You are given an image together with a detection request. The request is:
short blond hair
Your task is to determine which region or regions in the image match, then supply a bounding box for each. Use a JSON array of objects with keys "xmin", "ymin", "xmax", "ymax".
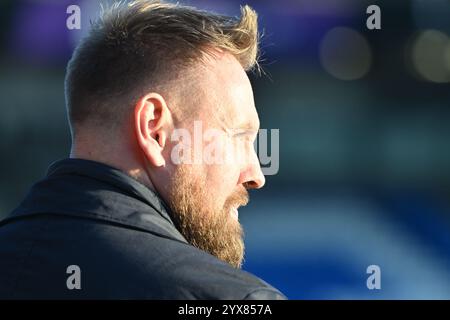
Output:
[
  {"xmin": 101, "ymin": 0, "xmax": 260, "ymax": 70},
  {"xmin": 65, "ymin": 0, "xmax": 260, "ymax": 130}
]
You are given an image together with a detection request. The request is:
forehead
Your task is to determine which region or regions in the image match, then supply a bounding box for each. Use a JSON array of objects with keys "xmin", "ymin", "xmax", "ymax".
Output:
[{"xmin": 199, "ymin": 53, "xmax": 260, "ymax": 131}]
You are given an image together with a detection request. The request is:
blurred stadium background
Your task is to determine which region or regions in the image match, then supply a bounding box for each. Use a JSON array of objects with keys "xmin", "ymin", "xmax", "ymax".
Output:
[{"xmin": 0, "ymin": 0, "xmax": 449, "ymax": 299}]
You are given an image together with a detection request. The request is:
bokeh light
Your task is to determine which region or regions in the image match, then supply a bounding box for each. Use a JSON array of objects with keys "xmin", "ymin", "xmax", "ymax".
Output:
[
  {"xmin": 319, "ymin": 27, "xmax": 372, "ymax": 81},
  {"xmin": 411, "ymin": 29, "xmax": 450, "ymax": 83}
]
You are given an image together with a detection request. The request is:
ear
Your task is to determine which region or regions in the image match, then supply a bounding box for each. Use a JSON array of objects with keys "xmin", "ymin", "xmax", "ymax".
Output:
[{"xmin": 134, "ymin": 92, "xmax": 171, "ymax": 167}]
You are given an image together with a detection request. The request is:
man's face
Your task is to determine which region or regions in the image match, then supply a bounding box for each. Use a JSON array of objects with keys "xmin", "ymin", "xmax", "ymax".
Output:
[{"xmin": 164, "ymin": 54, "xmax": 265, "ymax": 268}]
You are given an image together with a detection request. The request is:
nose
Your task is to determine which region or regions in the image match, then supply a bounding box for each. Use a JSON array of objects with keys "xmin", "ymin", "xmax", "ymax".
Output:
[{"xmin": 238, "ymin": 150, "xmax": 266, "ymax": 189}]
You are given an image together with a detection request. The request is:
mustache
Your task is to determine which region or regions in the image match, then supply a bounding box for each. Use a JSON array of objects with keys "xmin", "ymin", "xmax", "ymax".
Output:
[{"xmin": 224, "ymin": 186, "xmax": 249, "ymax": 210}]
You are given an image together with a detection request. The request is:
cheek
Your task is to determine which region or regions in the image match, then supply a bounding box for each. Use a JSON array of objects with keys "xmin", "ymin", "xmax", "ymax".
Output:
[
  {"xmin": 204, "ymin": 135, "xmax": 241, "ymax": 185},
  {"xmin": 205, "ymin": 164, "xmax": 240, "ymax": 200}
]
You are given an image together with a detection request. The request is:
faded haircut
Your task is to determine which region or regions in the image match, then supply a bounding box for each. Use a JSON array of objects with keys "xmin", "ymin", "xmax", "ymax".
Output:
[{"xmin": 65, "ymin": 0, "xmax": 260, "ymax": 135}]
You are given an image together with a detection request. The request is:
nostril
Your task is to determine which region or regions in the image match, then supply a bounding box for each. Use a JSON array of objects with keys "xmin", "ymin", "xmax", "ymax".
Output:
[{"xmin": 243, "ymin": 180, "xmax": 261, "ymax": 190}]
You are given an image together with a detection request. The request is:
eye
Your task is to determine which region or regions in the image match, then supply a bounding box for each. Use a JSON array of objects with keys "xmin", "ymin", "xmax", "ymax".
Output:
[
  {"xmin": 234, "ymin": 131, "xmax": 248, "ymax": 137},
  {"xmin": 233, "ymin": 132, "xmax": 251, "ymax": 142},
  {"xmin": 229, "ymin": 129, "xmax": 258, "ymax": 142}
]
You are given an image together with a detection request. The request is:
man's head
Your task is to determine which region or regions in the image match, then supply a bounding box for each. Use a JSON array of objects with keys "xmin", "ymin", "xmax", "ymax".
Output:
[{"xmin": 65, "ymin": 0, "xmax": 265, "ymax": 268}]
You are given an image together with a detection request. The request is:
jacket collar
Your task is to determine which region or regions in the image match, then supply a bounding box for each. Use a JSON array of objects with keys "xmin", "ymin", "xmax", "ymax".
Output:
[{"xmin": 4, "ymin": 158, "xmax": 188, "ymax": 243}]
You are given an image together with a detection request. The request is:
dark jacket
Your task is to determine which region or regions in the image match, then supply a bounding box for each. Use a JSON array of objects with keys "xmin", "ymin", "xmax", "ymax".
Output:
[{"xmin": 0, "ymin": 158, "xmax": 286, "ymax": 299}]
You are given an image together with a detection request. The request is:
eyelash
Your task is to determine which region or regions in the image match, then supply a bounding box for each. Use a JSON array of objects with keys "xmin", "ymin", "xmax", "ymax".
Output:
[
  {"xmin": 233, "ymin": 134, "xmax": 256, "ymax": 145},
  {"xmin": 234, "ymin": 132, "xmax": 247, "ymax": 137}
]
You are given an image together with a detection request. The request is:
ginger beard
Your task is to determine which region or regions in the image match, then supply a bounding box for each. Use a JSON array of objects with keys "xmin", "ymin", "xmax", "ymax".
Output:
[{"xmin": 167, "ymin": 165, "xmax": 249, "ymax": 268}]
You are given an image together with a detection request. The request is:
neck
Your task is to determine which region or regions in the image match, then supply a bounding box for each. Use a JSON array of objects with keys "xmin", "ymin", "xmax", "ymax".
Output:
[{"xmin": 70, "ymin": 143, "xmax": 156, "ymax": 193}]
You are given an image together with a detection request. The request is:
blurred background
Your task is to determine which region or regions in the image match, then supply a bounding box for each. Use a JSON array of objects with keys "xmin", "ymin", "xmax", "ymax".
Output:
[{"xmin": 1, "ymin": 0, "xmax": 450, "ymax": 299}]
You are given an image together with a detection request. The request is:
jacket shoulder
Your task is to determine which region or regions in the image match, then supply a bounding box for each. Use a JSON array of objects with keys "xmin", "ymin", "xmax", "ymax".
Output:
[{"xmin": 0, "ymin": 214, "xmax": 286, "ymax": 299}]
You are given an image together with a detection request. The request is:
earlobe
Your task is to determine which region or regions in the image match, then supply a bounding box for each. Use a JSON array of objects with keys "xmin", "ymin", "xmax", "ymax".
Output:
[{"xmin": 134, "ymin": 93, "xmax": 170, "ymax": 168}]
